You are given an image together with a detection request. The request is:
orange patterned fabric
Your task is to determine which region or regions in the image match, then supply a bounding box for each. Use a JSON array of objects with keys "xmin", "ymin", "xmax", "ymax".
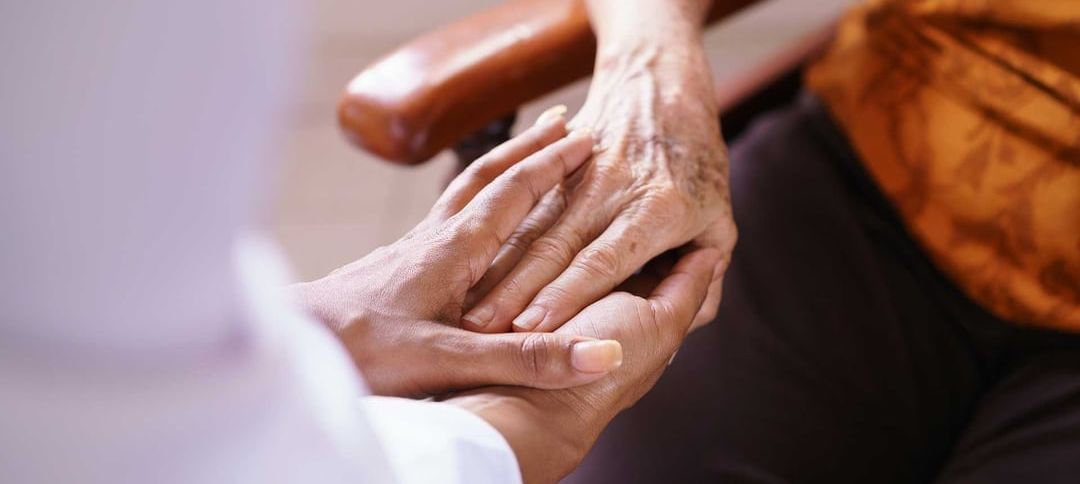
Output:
[{"xmin": 806, "ymin": 0, "xmax": 1080, "ymax": 331}]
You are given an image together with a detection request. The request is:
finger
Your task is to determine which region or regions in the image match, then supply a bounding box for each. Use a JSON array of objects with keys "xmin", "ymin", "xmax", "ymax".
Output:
[
  {"xmin": 451, "ymin": 129, "xmax": 595, "ymax": 286},
  {"xmin": 688, "ymin": 219, "xmax": 736, "ymax": 331},
  {"xmin": 648, "ymin": 247, "xmax": 721, "ymax": 337},
  {"xmin": 429, "ymin": 106, "xmax": 569, "ymax": 221},
  {"xmin": 417, "ymin": 325, "xmax": 623, "ymax": 394},
  {"xmin": 465, "ymin": 185, "xmax": 566, "ymax": 309},
  {"xmin": 460, "ymin": 192, "xmax": 614, "ymax": 333},
  {"xmin": 515, "ymin": 215, "xmax": 673, "ymax": 333},
  {"xmin": 689, "ymin": 269, "xmax": 723, "ymax": 331}
]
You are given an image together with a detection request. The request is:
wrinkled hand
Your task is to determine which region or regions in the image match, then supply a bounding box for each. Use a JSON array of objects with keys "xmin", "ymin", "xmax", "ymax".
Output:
[
  {"xmin": 462, "ymin": 57, "xmax": 736, "ymax": 335},
  {"xmin": 450, "ymin": 247, "xmax": 722, "ymax": 483},
  {"xmin": 291, "ymin": 116, "xmax": 625, "ymax": 397}
]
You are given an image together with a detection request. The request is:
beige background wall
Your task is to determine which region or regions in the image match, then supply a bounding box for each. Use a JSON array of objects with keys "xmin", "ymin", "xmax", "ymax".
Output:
[{"xmin": 271, "ymin": 0, "xmax": 851, "ymax": 282}]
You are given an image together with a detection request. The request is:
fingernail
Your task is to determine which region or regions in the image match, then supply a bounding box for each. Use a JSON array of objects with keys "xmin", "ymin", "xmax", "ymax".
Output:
[
  {"xmin": 512, "ymin": 306, "xmax": 546, "ymax": 332},
  {"xmin": 571, "ymin": 340, "xmax": 623, "ymax": 373},
  {"xmin": 535, "ymin": 105, "xmax": 568, "ymax": 127},
  {"xmin": 667, "ymin": 350, "xmax": 679, "ymax": 366},
  {"xmin": 568, "ymin": 126, "xmax": 593, "ymax": 140},
  {"xmin": 462, "ymin": 304, "xmax": 495, "ymax": 329}
]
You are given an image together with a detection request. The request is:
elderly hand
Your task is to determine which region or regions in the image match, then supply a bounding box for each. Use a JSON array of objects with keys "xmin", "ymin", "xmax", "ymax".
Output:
[
  {"xmin": 450, "ymin": 247, "xmax": 722, "ymax": 483},
  {"xmin": 291, "ymin": 114, "xmax": 625, "ymax": 398},
  {"xmin": 461, "ymin": 16, "xmax": 735, "ymax": 335}
]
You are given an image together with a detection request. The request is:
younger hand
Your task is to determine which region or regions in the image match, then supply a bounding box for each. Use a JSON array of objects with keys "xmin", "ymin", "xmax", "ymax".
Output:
[{"xmin": 450, "ymin": 247, "xmax": 722, "ymax": 483}]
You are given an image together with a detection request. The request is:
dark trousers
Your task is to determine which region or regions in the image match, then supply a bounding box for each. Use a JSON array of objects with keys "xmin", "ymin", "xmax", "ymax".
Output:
[{"xmin": 565, "ymin": 93, "xmax": 1080, "ymax": 484}]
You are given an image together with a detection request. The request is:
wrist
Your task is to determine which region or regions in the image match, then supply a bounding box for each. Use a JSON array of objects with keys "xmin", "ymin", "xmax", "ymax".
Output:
[
  {"xmin": 595, "ymin": 28, "xmax": 701, "ymax": 64},
  {"xmin": 587, "ymin": 0, "xmax": 709, "ymax": 52},
  {"xmin": 590, "ymin": 38, "xmax": 716, "ymax": 118},
  {"xmin": 583, "ymin": 60, "xmax": 718, "ymax": 140},
  {"xmin": 448, "ymin": 388, "xmax": 607, "ymax": 483}
]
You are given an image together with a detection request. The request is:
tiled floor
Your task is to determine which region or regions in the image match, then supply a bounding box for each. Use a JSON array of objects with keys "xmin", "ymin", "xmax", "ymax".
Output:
[{"xmin": 271, "ymin": 0, "xmax": 850, "ymax": 281}]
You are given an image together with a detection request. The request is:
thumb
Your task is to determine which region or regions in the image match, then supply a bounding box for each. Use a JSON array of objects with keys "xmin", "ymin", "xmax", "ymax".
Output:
[{"xmin": 424, "ymin": 327, "xmax": 623, "ymax": 392}]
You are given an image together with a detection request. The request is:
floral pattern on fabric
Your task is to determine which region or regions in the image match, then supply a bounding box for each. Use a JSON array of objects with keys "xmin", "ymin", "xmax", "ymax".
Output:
[{"xmin": 807, "ymin": 0, "xmax": 1080, "ymax": 330}]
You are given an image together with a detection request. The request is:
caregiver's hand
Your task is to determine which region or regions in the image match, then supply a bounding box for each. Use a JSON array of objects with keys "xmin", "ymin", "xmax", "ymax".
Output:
[
  {"xmin": 450, "ymin": 247, "xmax": 722, "ymax": 483},
  {"xmin": 291, "ymin": 113, "xmax": 623, "ymax": 398},
  {"xmin": 461, "ymin": 0, "xmax": 736, "ymax": 335}
]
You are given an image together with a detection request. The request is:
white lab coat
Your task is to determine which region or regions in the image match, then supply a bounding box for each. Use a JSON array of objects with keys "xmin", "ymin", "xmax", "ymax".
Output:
[{"xmin": 0, "ymin": 2, "xmax": 520, "ymax": 483}]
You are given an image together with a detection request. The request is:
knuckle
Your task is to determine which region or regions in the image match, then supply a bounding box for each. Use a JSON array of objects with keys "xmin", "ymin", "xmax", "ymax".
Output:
[
  {"xmin": 446, "ymin": 219, "xmax": 499, "ymax": 275},
  {"xmin": 501, "ymin": 167, "xmax": 545, "ymax": 203},
  {"xmin": 503, "ymin": 219, "xmax": 545, "ymax": 254},
  {"xmin": 516, "ymin": 333, "xmax": 555, "ymax": 379},
  {"xmin": 521, "ymin": 215, "xmax": 550, "ymax": 237},
  {"xmin": 496, "ymin": 273, "xmax": 526, "ymax": 299},
  {"xmin": 504, "ymin": 233, "xmax": 532, "ymax": 254},
  {"xmin": 574, "ymin": 244, "xmax": 621, "ymax": 279},
  {"xmin": 527, "ymin": 235, "xmax": 576, "ymax": 267},
  {"xmin": 463, "ymin": 160, "xmax": 501, "ymax": 186},
  {"xmin": 535, "ymin": 283, "xmax": 572, "ymax": 308}
]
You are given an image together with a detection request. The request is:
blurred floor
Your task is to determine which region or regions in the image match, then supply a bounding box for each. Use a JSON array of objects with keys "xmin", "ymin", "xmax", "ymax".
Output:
[{"xmin": 271, "ymin": 0, "xmax": 851, "ymax": 281}]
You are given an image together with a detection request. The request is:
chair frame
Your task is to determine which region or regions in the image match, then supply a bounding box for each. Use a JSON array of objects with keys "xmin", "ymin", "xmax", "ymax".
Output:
[{"xmin": 338, "ymin": 0, "xmax": 835, "ymax": 167}]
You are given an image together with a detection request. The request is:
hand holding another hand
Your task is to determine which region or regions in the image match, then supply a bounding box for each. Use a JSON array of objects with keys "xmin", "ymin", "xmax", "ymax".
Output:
[
  {"xmin": 293, "ymin": 106, "xmax": 722, "ymax": 483},
  {"xmin": 450, "ymin": 247, "xmax": 721, "ymax": 483},
  {"xmin": 292, "ymin": 114, "xmax": 623, "ymax": 397}
]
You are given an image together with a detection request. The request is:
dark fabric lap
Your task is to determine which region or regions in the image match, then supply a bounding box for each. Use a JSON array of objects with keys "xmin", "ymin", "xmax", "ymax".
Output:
[
  {"xmin": 934, "ymin": 349, "xmax": 1080, "ymax": 484},
  {"xmin": 563, "ymin": 93, "xmax": 1080, "ymax": 484}
]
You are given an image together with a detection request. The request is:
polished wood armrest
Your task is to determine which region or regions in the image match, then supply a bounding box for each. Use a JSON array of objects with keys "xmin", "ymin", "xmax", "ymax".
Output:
[{"xmin": 339, "ymin": 0, "xmax": 759, "ymax": 165}]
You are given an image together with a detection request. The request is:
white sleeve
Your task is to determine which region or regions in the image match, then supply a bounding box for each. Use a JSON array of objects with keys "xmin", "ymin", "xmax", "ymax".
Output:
[
  {"xmin": 235, "ymin": 236, "xmax": 522, "ymax": 484},
  {"xmin": 0, "ymin": 235, "xmax": 523, "ymax": 484},
  {"xmin": 362, "ymin": 397, "xmax": 522, "ymax": 484},
  {"xmin": 240, "ymin": 237, "xmax": 521, "ymax": 484},
  {"xmin": 0, "ymin": 2, "xmax": 521, "ymax": 482}
]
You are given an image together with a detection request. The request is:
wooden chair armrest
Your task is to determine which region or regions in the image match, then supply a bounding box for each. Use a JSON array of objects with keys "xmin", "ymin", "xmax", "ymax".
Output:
[{"xmin": 339, "ymin": 0, "xmax": 758, "ymax": 164}]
